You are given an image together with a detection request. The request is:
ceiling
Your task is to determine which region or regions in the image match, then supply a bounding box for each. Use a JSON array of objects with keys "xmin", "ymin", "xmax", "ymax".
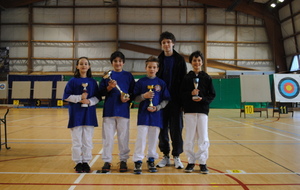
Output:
[{"xmin": 0, "ymin": 0, "xmax": 282, "ymax": 9}]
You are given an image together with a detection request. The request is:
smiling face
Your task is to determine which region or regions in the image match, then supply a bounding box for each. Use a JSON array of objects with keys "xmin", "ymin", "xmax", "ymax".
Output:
[
  {"xmin": 76, "ymin": 58, "xmax": 90, "ymax": 77},
  {"xmin": 191, "ymin": 56, "xmax": 203, "ymax": 73},
  {"xmin": 146, "ymin": 61, "xmax": 159, "ymax": 77},
  {"xmin": 161, "ymin": 38, "xmax": 174, "ymax": 56},
  {"xmin": 112, "ymin": 57, "xmax": 124, "ymax": 72}
]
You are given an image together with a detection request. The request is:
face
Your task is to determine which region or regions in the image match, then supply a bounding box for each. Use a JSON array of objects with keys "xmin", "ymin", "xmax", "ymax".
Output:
[
  {"xmin": 161, "ymin": 39, "xmax": 174, "ymax": 54},
  {"xmin": 112, "ymin": 57, "xmax": 124, "ymax": 72},
  {"xmin": 76, "ymin": 58, "xmax": 90, "ymax": 74},
  {"xmin": 191, "ymin": 56, "xmax": 203, "ymax": 72},
  {"xmin": 146, "ymin": 62, "xmax": 159, "ymax": 77}
]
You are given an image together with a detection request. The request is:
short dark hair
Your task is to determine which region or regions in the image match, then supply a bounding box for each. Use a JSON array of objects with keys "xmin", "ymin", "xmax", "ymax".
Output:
[
  {"xmin": 74, "ymin": 57, "xmax": 92, "ymax": 78},
  {"xmin": 145, "ymin": 56, "xmax": 159, "ymax": 67},
  {"xmin": 110, "ymin": 51, "xmax": 125, "ymax": 63},
  {"xmin": 189, "ymin": 51, "xmax": 204, "ymax": 63},
  {"xmin": 159, "ymin": 31, "xmax": 176, "ymax": 44}
]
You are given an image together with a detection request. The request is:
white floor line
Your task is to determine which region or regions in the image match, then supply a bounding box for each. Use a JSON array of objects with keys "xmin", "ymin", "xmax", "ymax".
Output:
[
  {"xmin": 68, "ymin": 132, "xmax": 117, "ymax": 190},
  {"xmin": 219, "ymin": 116, "xmax": 300, "ymax": 141}
]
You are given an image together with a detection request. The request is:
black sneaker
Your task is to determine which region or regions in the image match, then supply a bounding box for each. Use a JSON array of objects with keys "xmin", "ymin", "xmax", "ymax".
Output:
[
  {"xmin": 74, "ymin": 163, "xmax": 83, "ymax": 173},
  {"xmin": 119, "ymin": 161, "xmax": 128, "ymax": 172},
  {"xmin": 82, "ymin": 162, "xmax": 91, "ymax": 173},
  {"xmin": 133, "ymin": 161, "xmax": 142, "ymax": 174},
  {"xmin": 101, "ymin": 162, "xmax": 111, "ymax": 173},
  {"xmin": 184, "ymin": 163, "xmax": 195, "ymax": 173},
  {"xmin": 200, "ymin": 164, "xmax": 209, "ymax": 174},
  {"xmin": 147, "ymin": 157, "xmax": 157, "ymax": 173}
]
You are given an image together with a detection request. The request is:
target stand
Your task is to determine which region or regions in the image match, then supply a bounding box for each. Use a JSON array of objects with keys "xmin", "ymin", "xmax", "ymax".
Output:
[
  {"xmin": 240, "ymin": 102, "xmax": 269, "ymax": 118},
  {"xmin": 272, "ymin": 102, "xmax": 300, "ymax": 118},
  {"xmin": 273, "ymin": 74, "xmax": 300, "ymax": 118}
]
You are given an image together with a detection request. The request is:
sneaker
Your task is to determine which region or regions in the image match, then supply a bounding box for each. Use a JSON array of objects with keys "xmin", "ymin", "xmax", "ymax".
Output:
[
  {"xmin": 82, "ymin": 162, "xmax": 91, "ymax": 173},
  {"xmin": 101, "ymin": 162, "xmax": 111, "ymax": 173},
  {"xmin": 156, "ymin": 155, "xmax": 170, "ymax": 168},
  {"xmin": 200, "ymin": 164, "xmax": 209, "ymax": 174},
  {"xmin": 133, "ymin": 161, "xmax": 142, "ymax": 174},
  {"xmin": 174, "ymin": 156, "xmax": 184, "ymax": 169},
  {"xmin": 184, "ymin": 163, "xmax": 195, "ymax": 173},
  {"xmin": 119, "ymin": 161, "xmax": 128, "ymax": 172},
  {"xmin": 74, "ymin": 163, "xmax": 83, "ymax": 173},
  {"xmin": 147, "ymin": 157, "xmax": 157, "ymax": 173}
]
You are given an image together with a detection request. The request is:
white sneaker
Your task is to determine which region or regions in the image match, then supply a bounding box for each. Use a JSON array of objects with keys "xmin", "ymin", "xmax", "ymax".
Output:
[
  {"xmin": 156, "ymin": 156, "xmax": 171, "ymax": 168},
  {"xmin": 174, "ymin": 156, "xmax": 184, "ymax": 169}
]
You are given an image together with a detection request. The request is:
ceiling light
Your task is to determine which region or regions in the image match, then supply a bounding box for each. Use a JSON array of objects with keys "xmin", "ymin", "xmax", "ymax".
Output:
[
  {"xmin": 278, "ymin": 0, "xmax": 284, "ymax": 2},
  {"xmin": 270, "ymin": 3, "xmax": 276, "ymax": 7}
]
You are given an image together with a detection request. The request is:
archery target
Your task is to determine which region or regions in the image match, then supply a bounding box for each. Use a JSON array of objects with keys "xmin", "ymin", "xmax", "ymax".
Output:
[{"xmin": 274, "ymin": 74, "xmax": 300, "ymax": 102}]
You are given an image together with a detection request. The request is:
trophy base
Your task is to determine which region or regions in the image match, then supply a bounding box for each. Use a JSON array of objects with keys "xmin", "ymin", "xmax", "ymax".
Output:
[
  {"xmin": 81, "ymin": 104, "xmax": 88, "ymax": 107},
  {"xmin": 192, "ymin": 96, "xmax": 201, "ymax": 100}
]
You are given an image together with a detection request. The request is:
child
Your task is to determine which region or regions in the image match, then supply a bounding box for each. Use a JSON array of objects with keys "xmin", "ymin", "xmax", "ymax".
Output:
[
  {"xmin": 63, "ymin": 57, "xmax": 100, "ymax": 173},
  {"xmin": 156, "ymin": 31, "xmax": 187, "ymax": 169},
  {"xmin": 180, "ymin": 51, "xmax": 216, "ymax": 174},
  {"xmin": 99, "ymin": 51, "xmax": 135, "ymax": 173},
  {"xmin": 132, "ymin": 56, "xmax": 170, "ymax": 174}
]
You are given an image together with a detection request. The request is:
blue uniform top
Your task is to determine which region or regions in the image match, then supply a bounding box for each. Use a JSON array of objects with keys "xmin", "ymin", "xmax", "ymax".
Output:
[
  {"xmin": 63, "ymin": 77, "xmax": 99, "ymax": 128},
  {"xmin": 134, "ymin": 77, "xmax": 171, "ymax": 128},
  {"xmin": 99, "ymin": 70, "xmax": 135, "ymax": 119}
]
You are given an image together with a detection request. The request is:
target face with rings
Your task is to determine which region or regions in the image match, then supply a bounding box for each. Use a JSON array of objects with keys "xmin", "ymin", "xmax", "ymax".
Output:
[{"xmin": 278, "ymin": 77, "xmax": 300, "ymax": 99}]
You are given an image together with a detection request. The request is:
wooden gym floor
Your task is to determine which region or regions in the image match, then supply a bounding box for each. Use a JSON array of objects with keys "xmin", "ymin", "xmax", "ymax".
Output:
[{"xmin": 0, "ymin": 108, "xmax": 300, "ymax": 190}]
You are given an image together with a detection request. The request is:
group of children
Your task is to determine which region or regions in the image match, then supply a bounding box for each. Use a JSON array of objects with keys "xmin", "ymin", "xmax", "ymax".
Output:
[{"xmin": 63, "ymin": 31, "xmax": 216, "ymax": 175}]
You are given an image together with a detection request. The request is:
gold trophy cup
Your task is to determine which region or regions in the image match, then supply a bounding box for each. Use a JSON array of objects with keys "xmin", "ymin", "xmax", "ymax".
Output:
[
  {"xmin": 103, "ymin": 70, "xmax": 130, "ymax": 99},
  {"xmin": 81, "ymin": 83, "xmax": 89, "ymax": 107},
  {"xmin": 147, "ymin": 85, "xmax": 154, "ymax": 108},
  {"xmin": 192, "ymin": 78, "xmax": 200, "ymax": 100}
]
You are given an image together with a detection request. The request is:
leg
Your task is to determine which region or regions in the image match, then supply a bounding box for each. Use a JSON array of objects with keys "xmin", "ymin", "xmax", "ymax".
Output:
[
  {"xmin": 102, "ymin": 117, "xmax": 116, "ymax": 163},
  {"xmin": 116, "ymin": 117, "xmax": 130, "ymax": 162},
  {"xmin": 184, "ymin": 113, "xmax": 197, "ymax": 164},
  {"xmin": 147, "ymin": 126, "xmax": 160, "ymax": 159},
  {"xmin": 195, "ymin": 113, "xmax": 210, "ymax": 165},
  {"xmin": 70, "ymin": 126, "xmax": 83, "ymax": 164},
  {"xmin": 168, "ymin": 103, "xmax": 184, "ymax": 157},
  {"xmin": 133, "ymin": 125, "xmax": 148, "ymax": 162},
  {"xmin": 82, "ymin": 125, "xmax": 94, "ymax": 163}
]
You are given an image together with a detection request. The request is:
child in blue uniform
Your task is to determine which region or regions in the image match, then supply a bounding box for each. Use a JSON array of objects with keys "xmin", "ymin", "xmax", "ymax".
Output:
[
  {"xmin": 180, "ymin": 51, "xmax": 215, "ymax": 174},
  {"xmin": 99, "ymin": 51, "xmax": 135, "ymax": 173},
  {"xmin": 63, "ymin": 57, "xmax": 100, "ymax": 173},
  {"xmin": 132, "ymin": 56, "xmax": 170, "ymax": 174}
]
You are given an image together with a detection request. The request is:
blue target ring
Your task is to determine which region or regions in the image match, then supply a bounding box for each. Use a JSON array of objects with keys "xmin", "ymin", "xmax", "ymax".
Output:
[{"xmin": 278, "ymin": 77, "xmax": 299, "ymax": 99}]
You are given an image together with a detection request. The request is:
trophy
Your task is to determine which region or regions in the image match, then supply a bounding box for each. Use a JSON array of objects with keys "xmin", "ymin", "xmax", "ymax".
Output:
[
  {"xmin": 192, "ymin": 78, "xmax": 200, "ymax": 100},
  {"xmin": 103, "ymin": 70, "xmax": 130, "ymax": 99},
  {"xmin": 81, "ymin": 83, "xmax": 89, "ymax": 107},
  {"xmin": 147, "ymin": 85, "xmax": 154, "ymax": 108}
]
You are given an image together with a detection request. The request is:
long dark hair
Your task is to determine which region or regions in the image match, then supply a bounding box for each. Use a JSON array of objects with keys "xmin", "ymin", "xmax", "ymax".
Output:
[{"xmin": 74, "ymin": 57, "xmax": 92, "ymax": 78}]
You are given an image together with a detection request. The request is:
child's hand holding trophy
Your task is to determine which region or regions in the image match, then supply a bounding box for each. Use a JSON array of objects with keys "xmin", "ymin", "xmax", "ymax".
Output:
[
  {"xmin": 192, "ymin": 78, "xmax": 202, "ymax": 101},
  {"xmin": 81, "ymin": 83, "xmax": 89, "ymax": 107},
  {"xmin": 145, "ymin": 85, "xmax": 156, "ymax": 112},
  {"xmin": 103, "ymin": 70, "xmax": 130, "ymax": 102}
]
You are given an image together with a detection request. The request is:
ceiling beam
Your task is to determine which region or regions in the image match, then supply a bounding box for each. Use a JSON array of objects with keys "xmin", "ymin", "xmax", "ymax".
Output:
[{"xmin": 0, "ymin": 0, "xmax": 44, "ymax": 9}]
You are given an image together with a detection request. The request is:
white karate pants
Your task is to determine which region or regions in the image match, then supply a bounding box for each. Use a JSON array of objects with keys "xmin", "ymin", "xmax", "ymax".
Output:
[
  {"xmin": 133, "ymin": 125, "xmax": 160, "ymax": 162},
  {"xmin": 102, "ymin": 117, "xmax": 130, "ymax": 162},
  {"xmin": 184, "ymin": 113, "xmax": 210, "ymax": 164},
  {"xmin": 70, "ymin": 125, "xmax": 94, "ymax": 164}
]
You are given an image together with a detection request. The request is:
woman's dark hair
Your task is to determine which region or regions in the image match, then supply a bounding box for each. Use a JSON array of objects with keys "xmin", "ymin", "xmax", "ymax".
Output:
[
  {"xmin": 145, "ymin": 56, "xmax": 159, "ymax": 67},
  {"xmin": 110, "ymin": 51, "xmax": 125, "ymax": 64},
  {"xmin": 159, "ymin": 31, "xmax": 176, "ymax": 45},
  {"xmin": 74, "ymin": 57, "xmax": 92, "ymax": 78},
  {"xmin": 189, "ymin": 51, "xmax": 204, "ymax": 63}
]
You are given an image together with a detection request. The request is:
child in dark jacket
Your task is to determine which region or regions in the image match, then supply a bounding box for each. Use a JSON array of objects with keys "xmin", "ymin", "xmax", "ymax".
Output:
[{"xmin": 180, "ymin": 50, "xmax": 216, "ymax": 174}]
